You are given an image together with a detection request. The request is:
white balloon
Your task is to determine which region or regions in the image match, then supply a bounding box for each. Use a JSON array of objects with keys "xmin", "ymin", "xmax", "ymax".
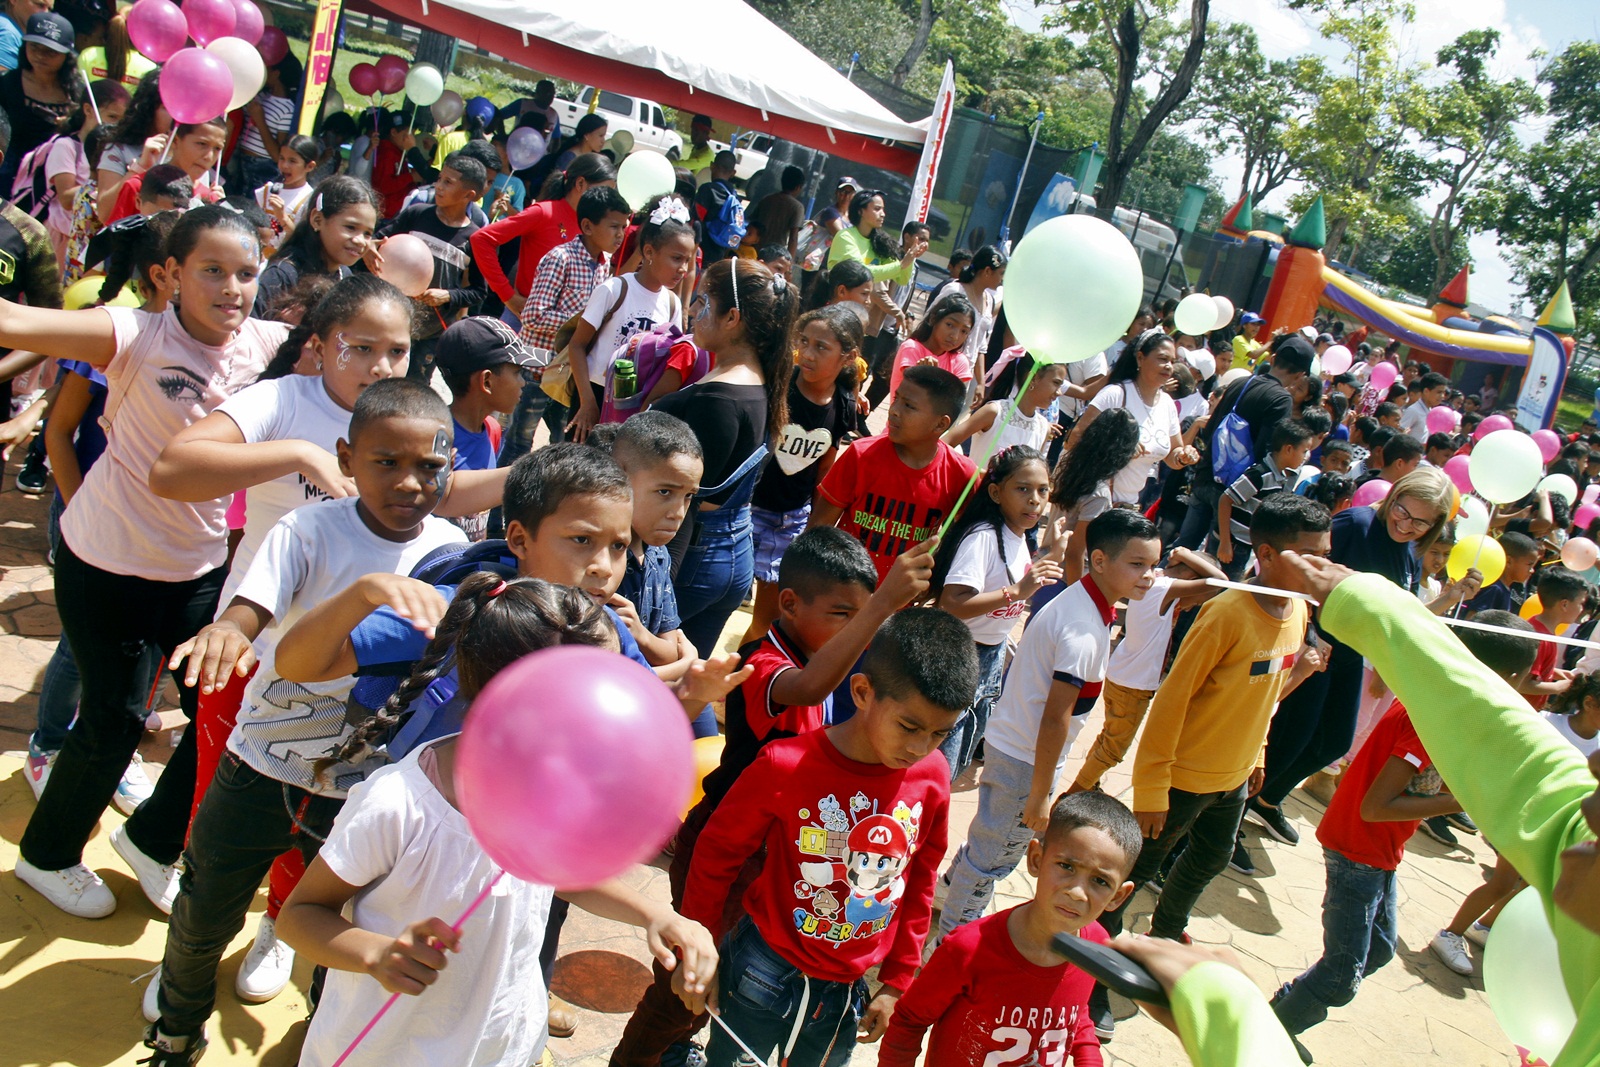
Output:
[
  {"xmin": 1211, "ymin": 295, "xmax": 1235, "ymax": 331},
  {"xmin": 1174, "ymin": 292, "xmax": 1219, "ymax": 335},
  {"xmin": 205, "ymin": 36, "xmax": 266, "ymax": 113},
  {"xmin": 1539, "ymin": 473, "xmax": 1579, "ymax": 505},
  {"xmin": 1218, "ymin": 367, "xmax": 1253, "ymax": 390},
  {"xmin": 1456, "ymin": 494, "xmax": 1490, "ymax": 539}
]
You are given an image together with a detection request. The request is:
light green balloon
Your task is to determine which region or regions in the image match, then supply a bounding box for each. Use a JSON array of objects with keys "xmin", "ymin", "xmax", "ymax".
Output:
[
  {"xmin": 1483, "ymin": 887, "xmax": 1575, "ymax": 1060},
  {"xmin": 1468, "ymin": 429, "xmax": 1544, "ymax": 504},
  {"xmin": 1173, "ymin": 292, "xmax": 1217, "ymax": 335},
  {"xmin": 404, "ymin": 63, "xmax": 444, "ymax": 108},
  {"xmin": 1003, "ymin": 214, "xmax": 1143, "ymax": 364},
  {"xmin": 616, "ymin": 151, "xmax": 677, "ymax": 213}
]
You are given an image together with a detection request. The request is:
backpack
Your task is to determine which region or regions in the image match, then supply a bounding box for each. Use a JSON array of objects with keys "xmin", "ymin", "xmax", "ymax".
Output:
[
  {"xmin": 600, "ymin": 321, "xmax": 710, "ymax": 423},
  {"xmin": 703, "ymin": 180, "xmax": 747, "ymax": 250},
  {"xmin": 1211, "ymin": 376, "xmax": 1263, "ymax": 486},
  {"xmin": 10, "ymin": 134, "xmax": 65, "ymax": 221}
]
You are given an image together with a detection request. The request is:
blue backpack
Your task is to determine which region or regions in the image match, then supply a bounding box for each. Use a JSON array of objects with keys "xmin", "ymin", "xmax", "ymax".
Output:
[
  {"xmin": 1211, "ymin": 376, "xmax": 1263, "ymax": 486},
  {"xmin": 704, "ymin": 180, "xmax": 747, "ymax": 250}
]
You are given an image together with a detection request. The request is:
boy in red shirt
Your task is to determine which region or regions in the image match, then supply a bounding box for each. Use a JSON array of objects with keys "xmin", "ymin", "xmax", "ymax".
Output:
[
  {"xmin": 609, "ymin": 528, "xmax": 935, "ymax": 1067},
  {"xmin": 881, "ymin": 792, "xmax": 1141, "ymax": 1067},
  {"xmin": 1269, "ymin": 610, "xmax": 1538, "ymax": 1056},
  {"xmin": 1519, "ymin": 565, "xmax": 1584, "ymax": 710},
  {"xmin": 685, "ymin": 609, "xmax": 980, "ymax": 1067},
  {"xmin": 812, "ymin": 364, "xmax": 975, "ymax": 585}
]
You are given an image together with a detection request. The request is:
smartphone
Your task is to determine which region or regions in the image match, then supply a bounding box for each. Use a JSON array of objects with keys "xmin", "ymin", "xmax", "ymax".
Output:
[{"xmin": 1050, "ymin": 932, "xmax": 1169, "ymax": 1008}]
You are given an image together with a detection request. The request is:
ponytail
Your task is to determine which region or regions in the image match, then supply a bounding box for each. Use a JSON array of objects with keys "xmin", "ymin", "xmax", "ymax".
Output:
[{"xmin": 703, "ymin": 258, "xmax": 798, "ymax": 438}]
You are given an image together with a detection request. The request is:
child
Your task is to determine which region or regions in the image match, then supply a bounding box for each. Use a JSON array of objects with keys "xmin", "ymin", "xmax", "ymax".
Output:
[
  {"xmin": 109, "ymin": 119, "xmax": 227, "ymax": 221},
  {"xmin": 564, "ymin": 195, "xmax": 695, "ymax": 441},
  {"xmin": 1424, "ymin": 432, "xmax": 1456, "ymax": 468},
  {"xmin": 141, "ymin": 380, "xmax": 469, "ymax": 1062},
  {"xmin": 604, "ymin": 411, "xmax": 704, "ymax": 680},
  {"xmin": 610, "ymin": 528, "xmax": 935, "ymax": 1067},
  {"xmin": 685, "ymin": 609, "xmax": 981, "ymax": 1067},
  {"xmin": 517, "ymin": 183, "xmax": 629, "ymax": 358},
  {"xmin": 371, "ymin": 151, "xmax": 489, "ymax": 382},
  {"xmin": 1462, "ymin": 531, "xmax": 1539, "ymax": 616},
  {"xmin": 279, "ymin": 573, "xmax": 719, "ymax": 1067},
  {"xmin": 1097, "ymin": 495, "xmax": 1329, "ymax": 1038},
  {"xmin": 1045, "ymin": 408, "xmax": 1140, "ymax": 587},
  {"xmin": 1358, "ymin": 431, "xmax": 1422, "ymax": 486},
  {"xmin": 1271, "ymin": 610, "xmax": 1536, "ymax": 1051},
  {"xmin": 1544, "ymin": 671, "xmax": 1600, "ymax": 757},
  {"xmin": 434, "ymin": 316, "xmax": 536, "ymax": 541},
  {"xmin": 941, "ymin": 509, "xmax": 1161, "ymax": 942},
  {"xmin": 812, "ymin": 365, "xmax": 976, "ymax": 585},
  {"xmin": 1308, "ymin": 473, "xmax": 1354, "ymax": 516},
  {"xmin": 887, "ymin": 292, "xmax": 975, "ymax": 400},
  {"xmin": 1214, "ymin": 418, "xmax": 1315, "ymax": 579},
  {"xmin": 880, "ymin": 793, "xmax": 1142, "ymax": 1067},
  {"xmin": 254, "ymin": 176, "xmax": 381, "ymax": 317},
  {"xmin": 1520, "ymin": 564, "xmax": 1585, "ymax": 709},
  {"xmin": 125, "ymin": 163, "xmax": 193, "ymax": 217},
  {"xmin": 1071, "ymin": 547, "xmax": 1226, "ymax": 793},
  {"xmin": 944, "ymin": 350, "xmax": 1069, "ymax": 459},
  {"xmin": 743, "ymin": 304, "xmax": 863, "ymax": 644},
  {"xmin": 930, "ymin": 445, "xmax": 1062, "ymax": 780},
  {"xmin": 256, "ymin": 133, "xmax": 319, "ymax": 238},
  {"xmin": 6, "ymin": 206, "xmax": 284, "ymax": 922}
]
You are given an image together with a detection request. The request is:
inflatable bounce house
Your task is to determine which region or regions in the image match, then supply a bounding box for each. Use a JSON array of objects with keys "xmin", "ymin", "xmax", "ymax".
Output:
[{"xmin": 1199, "ymin": 194, "xmax": 1576, "ymax": 430}]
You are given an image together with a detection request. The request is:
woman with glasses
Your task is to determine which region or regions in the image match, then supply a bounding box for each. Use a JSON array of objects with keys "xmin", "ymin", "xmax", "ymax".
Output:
[{"xmin": 1241, "ymin": 466, "xmax": 1457, "ymax": 850}]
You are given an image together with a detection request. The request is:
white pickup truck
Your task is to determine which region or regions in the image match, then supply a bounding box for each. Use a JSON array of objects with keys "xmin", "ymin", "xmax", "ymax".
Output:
[{"xmin": 554, "ymin": 88, "xmax": 683, "ymax": 157}]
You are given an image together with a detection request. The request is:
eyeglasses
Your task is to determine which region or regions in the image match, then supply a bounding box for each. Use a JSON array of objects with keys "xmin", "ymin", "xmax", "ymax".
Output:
[{"xmin": 1390, "ymin": 500, "xmax": 1436, "ymax": 533}]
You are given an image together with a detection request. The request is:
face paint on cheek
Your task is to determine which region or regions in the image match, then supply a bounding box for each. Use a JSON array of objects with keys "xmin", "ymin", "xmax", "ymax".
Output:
[
  {"xmin": 431, "ymin": 429, "xmax": 451, "ymax": 499},
  {"xmin": 334, "ymin": 332, "xmax": 354, "ymax": 371}
]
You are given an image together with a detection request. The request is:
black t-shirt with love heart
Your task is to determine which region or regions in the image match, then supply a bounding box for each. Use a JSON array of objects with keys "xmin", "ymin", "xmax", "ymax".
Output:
[{"xmin": 752, "ymin": 378, "xmax": 859, "ymax": 514}]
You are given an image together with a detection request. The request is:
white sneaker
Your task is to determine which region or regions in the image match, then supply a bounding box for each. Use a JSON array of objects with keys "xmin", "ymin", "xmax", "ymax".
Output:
[
  {"xmin": 113, "ymin": 753, "xmax": 155, "ymax": 816},
  {"xmin": 141, "ymin": 964, "xmax": 162, "ymax": 1023},
  {"xmin": 1430, "ymin": 929, "xmax": 1474, "ymax": 975},
  {"xmin": 24, "ymin": 749, "xmax": 55, "ymax": 801},
  {"xmin": 235, "ymin": 914, "xmax": 295, "ymax": 1003},
  {"xmin": 1464, "ymin": 920, "xmax": 1492, "ymax": 947},
  {"xmin": 110, "ymin": 824, "xmax": 180, "ymax": 914},
  {"xmin": 15, "ymin": 857, "xmax": 116, "ymax": 918}
]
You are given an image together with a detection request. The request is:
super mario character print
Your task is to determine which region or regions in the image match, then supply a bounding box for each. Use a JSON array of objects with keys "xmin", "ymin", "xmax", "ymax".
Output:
[{"xmin": 793, "ymin": 792, "xmax": 922, "ymax": 944}]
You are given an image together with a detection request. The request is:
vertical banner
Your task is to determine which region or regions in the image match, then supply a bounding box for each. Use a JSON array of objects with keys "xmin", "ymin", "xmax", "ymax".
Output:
[
  {"xmin": 297, "ymin": 0, "xmax": 346, "ymax": 134},
  {"xmin": 1516, "ymin": 328, "xmax": 1569, "ymax": 431},
  {"xmin": 905, "ymin": 60, "xmax": 955, "ymax": 226}
]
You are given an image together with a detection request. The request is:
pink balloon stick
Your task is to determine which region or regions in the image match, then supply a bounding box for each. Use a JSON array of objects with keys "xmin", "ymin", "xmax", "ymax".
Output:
[{"xmin": 329, "ymin": 869, "xmax": 506, "ymax": 1067}]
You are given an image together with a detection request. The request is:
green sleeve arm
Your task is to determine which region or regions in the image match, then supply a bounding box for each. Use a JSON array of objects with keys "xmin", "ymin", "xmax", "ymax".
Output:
[{"xmin": 1170, "ymin": 962, "xmax": 1303, "ymax": 1066}]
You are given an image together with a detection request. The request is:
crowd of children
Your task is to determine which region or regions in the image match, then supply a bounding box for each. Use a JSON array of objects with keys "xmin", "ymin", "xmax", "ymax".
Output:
[{"xmin": 3, "ymin": 81, "xmax": 1600, "ymax": 1067}]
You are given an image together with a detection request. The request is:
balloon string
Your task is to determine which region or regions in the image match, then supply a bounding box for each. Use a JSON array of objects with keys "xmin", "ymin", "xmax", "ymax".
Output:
[
  {"xmin": 709, "ymin": 1009, "xmax": 765, "ymax": 1062},
  {"xmin": 330, "ymin": 870, "xmax": 505, "ymax": 1067},
  {"xmin": 934, "ymin": 361, "xmax": 1042, "ymax": 545},
  {"xmin": 1452, "ymin": 501, "xmax": 1497, "ymax": 619}
]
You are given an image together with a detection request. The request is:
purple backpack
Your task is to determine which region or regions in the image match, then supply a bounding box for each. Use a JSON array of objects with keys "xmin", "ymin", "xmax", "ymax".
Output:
[{"xmin": 600, "ymin": 322, "xmax": 711, "ymax": 423}]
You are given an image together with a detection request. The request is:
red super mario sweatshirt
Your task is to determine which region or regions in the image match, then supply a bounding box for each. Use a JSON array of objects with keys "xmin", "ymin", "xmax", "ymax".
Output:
[{"xmin": 683, "ymin": 729, "xmax": 950, "ymax": 990}]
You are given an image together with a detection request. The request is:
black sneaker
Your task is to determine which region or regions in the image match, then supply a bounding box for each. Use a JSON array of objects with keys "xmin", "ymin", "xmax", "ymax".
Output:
[
  {"xmin": 1228, "ymin": 833, "xmax": 1258, "ymax": 876},
  {"xmin": 15, "ymin": 449, "xmax": 48, "ymax": 494},
  {"xmin": 1089, "ymin": 985, "xmax": 1114, "ymax": 1041},
  {"xmin": 1291, "ymin": 1034, "xmax": 1314, "ymax": 1064},
  {"xmin": 139, "ymin": 1024, "xmax": 207, "ymax": 1065},
  {"xmin": 1420, "ymin": 815, "xmax": 1459, "ymax": 848},
  {"xmin": 1245, "ymin": 797, "xmax": 1300, "ymax": 845},
  {"xmin": 1446, "ymin": 811, "xmax": 1479, "ymax": 835}
]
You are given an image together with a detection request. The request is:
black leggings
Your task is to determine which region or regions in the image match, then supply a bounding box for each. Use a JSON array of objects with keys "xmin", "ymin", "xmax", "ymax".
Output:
[
  {"xmin": 1258, "ymin": 636, "xmax": 1364, "ymax": 807},
  {"xmin": 20, "ymin": 539, "xmax": 224, "ymax": 870}
]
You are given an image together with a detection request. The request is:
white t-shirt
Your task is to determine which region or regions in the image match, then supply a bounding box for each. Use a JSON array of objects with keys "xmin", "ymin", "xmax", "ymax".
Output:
[
  {"xmin": 1061, "ymin": 346, "xmax": 1113, "ymax": 419},
  {"xmin": 1401, "ymin": 400, "xmax": 1430, "ymax": 442},
  {"xmin": 257, "ymin": 180, "xmax": 315, "ymax": 227},
  {"xmin": 347, "ymin": 134, "xmax": 375, "ymax": 181},
  {"xmin": 986, "ymin": 578, "xmax": 1114, "ymax": 774},
  {"xmin": 44, "ymin": 135, "xmax": 87, "ymax": 234},
  {"xmin": 945, "ymin": 523, "xmax": 1031, "ymax": 646},
  {"xmin": 299, "ymin": 743, "xmax": 554, "ymax": 1067},
  {"xmin": 1544, "ymin": 711, "xmax": 1600, "ymax": 758},
  {"xmin": 227, "ymin": 499, "xmax": 465, "ymax": 794},
  {"xmin": 1088, "ymin": 382, "xmax": 1181, "ymax": 503},
  {"xmin": 215, "ymin": 373, "xmax": 355, "ymax": 610},
  {"xmin": 60, "ymin": 307, "xmax": 285, "ymax": 581},
  {"xmin": 1108, "ymin": 574, "xmax": 1175, "ymax": 691},
  {"xmin": 580, "ymin": 275, "xmax": 681, "ymax": 385},
  {"xmin": 971, "ymin": 399, "xmax": 1050, "ymax": 462}
]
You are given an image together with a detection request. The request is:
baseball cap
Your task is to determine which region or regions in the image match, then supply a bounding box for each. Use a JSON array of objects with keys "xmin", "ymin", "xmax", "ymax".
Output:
[
  {"xmin": 691, "ymin": 114, "xmax": 713, "ymax": 129},
  {"xmin": 1298, "ymin": 325, "xmax": 1319, "ymax": 342},
  {"xmin": 434, "ymin": 317, "xmax": 536, "ymax": 377},
  {"xmin": 837, "ymin": 176, "xmax": 860, "ymax": 191},
  {"xmin": 1239, "ymin": 311, "xmax": 1264, "ymax": 325},
  {"xmin": 24, "ymin": 11, "xmax": 74, "ymax": 52}
]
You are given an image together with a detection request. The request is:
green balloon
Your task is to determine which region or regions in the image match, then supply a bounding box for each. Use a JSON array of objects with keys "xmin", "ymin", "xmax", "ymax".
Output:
[
  {"xmin": 1483, "ymin": 887, "xmax": 1575, "ymax": 1060},
  {"xmin": 1003, "ymin": 214, "xmax": 1143, "ymax": 364}
]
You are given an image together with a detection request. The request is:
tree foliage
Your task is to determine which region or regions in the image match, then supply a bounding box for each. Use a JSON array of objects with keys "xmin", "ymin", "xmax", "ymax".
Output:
[{"xmin": 1184, "ymin": 23, "xmax": 1310, "ymax": 202}]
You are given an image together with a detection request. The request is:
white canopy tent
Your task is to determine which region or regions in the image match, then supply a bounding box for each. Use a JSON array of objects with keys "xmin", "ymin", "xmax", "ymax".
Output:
[{"xmin": 349, "ymin": 0, "xmax": 928, "ymax": 171}]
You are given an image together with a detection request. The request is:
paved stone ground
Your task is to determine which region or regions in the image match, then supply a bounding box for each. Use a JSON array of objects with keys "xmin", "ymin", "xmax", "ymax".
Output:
[{"xmin": 0, "ymin": 449, "xmax": 1525, "ymax": 1066}]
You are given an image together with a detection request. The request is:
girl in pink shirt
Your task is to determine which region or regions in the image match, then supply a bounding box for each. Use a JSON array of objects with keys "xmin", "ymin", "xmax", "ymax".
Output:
[
  {"xmin": 1, "ymin": 205, "xmax": 287, "ymax": 923},
  {"xmin": 889, "ymin": 292, "xmax": 975, "ymax": 400}
]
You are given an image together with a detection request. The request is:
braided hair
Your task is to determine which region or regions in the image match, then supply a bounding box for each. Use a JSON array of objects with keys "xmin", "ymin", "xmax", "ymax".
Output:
[{"xmin": 928, "ymin": 445, "xmax": 1049, "ymax": 600}]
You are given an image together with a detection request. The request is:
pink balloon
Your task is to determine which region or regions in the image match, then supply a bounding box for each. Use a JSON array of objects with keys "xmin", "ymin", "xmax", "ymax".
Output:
[
  {"xmin": 1531, "ymin": 428, "xmax": 1562, "ymax": 464},
  {"xmin": 348, "ymin": 61, "xmax": 381, "ymax": 98},
  {"xmin": 126, "ymin": 0, "xmax": 189, "ymax": 62},
  {"xmin": 1561, "ymin": 536, "xmax": 1599, "ymax": 570},
  {"xmin": 456, "ymin": 646, "xmax": 693, "ymax": 887},
  {"xmin": 182, "ymin": 0, "xmax": 236, "ymax": 47},
  {"xmin": 1321, "ymin": 345, "xmax": 1353, "ymax": 376},
  {"xmin": 1367, "ymin": 361, "xmax": 1398, "ymax": 394},
  {"xmin": 1576, "ymin": 504, "xmax": 1600, "ymax": 532},
  {"xmin": 1584, "ymin": 483, "xmax": 1600, "ymax": 505},
  {"xmin": 1351, "ymin": 479, "xmax": 1392, "ymax": 509},
  {"xmin": 256, "ymin": 24, "xmax": 288, "ymax": 65},
  {"xmin": 375, "ymin": 54, "xmax": 408, "ymax": 95},
  {"xmin": 228, "ymin": 0, "xmax": 263, "ymax": 44},
  {"xmin": 1443, "ymin": 454, "xmax": 1474, "ymax": 494},
  {"xmin": 373, "ymin": 234, "xmax": 435, "ymax": 296},
  {"xmin": 1426, "ymin": 405, "xmax": 1460, "ymax": 436},
  {"xmin": 1475, "ymin": 414, "xmax": 1514, "ymax": 441},
  {"xmin": 160, "ymin": 47, "xmax": 235, "ymax": 123}
]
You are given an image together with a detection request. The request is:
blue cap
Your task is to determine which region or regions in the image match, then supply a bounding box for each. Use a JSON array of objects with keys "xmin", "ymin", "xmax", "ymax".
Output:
[{"xmin": 1240, "ymin": 311, "xmax": 1265, "ymax": 325}]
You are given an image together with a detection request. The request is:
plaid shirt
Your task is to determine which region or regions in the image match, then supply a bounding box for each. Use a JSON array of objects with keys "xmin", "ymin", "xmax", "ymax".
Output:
[{"xmin": 519, "ymin": 235, "xmax": 609, "ymax": 354}]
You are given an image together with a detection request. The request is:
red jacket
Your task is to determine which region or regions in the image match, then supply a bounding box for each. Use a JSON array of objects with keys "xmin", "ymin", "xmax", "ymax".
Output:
[{"xmin": 469, "ymin": 198, "xmax": 580, "ymax": 302}]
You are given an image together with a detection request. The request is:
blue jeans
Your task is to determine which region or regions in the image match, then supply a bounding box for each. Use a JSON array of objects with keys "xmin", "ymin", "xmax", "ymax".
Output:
[
  {"xmin": 940, "ymin": 746, "xmax": 1039, "ymax": 937},
  {"xmin": 674, "ymin": 505, "xmax": 754, "ymax": 661},
  {"xmin": 1270, "ymin": 848, "xmax": 1399, "ymax": 1035},
  {"xmin": 939, "ymin": 639, "xmax": 1005, "ymax": 781},
  {"xmin": 1175, "ymin": 478, "xmax": 1223, "ymax": 551},
  {"xmin": 502, "ymin": 379, "xmax": 570, "ymax": 463},
  {"xmin": 705, "ymin": 918, "xmax": 865, "ymax": 1067}
]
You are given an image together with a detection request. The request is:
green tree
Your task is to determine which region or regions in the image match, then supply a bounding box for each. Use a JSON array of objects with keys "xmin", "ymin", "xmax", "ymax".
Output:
[
  {"xmin": 748, "ymin": 0, "xmax": 914, "ymax": 80},
  {"xmin": 1184, "ymin": 23, "xmax": 1312, "ymax": 202},
  {"xmin": 1358, "ymin": 200, "xmax": 1468, "ymax": 295},
  {"xmin": 1121, "ymin": 129, "xmax": 1225, "ymax": 222}
]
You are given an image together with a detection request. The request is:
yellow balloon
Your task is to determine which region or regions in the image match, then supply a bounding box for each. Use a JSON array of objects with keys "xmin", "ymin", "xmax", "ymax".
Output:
[
  {"xmin": 62, "ymin": 275, "xmax": 141, "ymax": 310},
  {"xmin": 1448, "ymin": 534, "xmax": 1505, "ymax": 586},
  {"xmin": 1521, "ymin": 594, "xmax": 1542, "ymax": 620},
  {"xmin": 681, "ymin": 734, "xmax": 725, "ymax": 819}
]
